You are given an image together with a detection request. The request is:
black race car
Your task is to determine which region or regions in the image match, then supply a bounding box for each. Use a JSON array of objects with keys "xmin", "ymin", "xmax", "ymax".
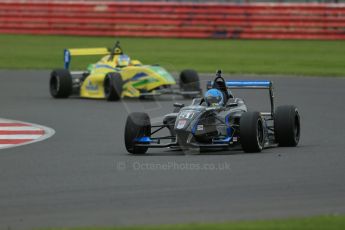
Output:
[{"xmin": 124, "ymin": 70, "xmax": 300, "ymax": 154}]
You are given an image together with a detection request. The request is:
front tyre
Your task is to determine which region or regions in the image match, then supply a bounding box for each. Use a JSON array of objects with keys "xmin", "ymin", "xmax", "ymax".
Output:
[
  {"xmin": 50, "ymin": 69, "xmax": 72, "ymax": 98},
  {"xmin": 125, "ymin": 112, "xmax": 151, "ymax": 154},
  {"xmin": 104, "ymin": 72, "xmax": 123, "ymax": 101},
  {"xmin": 240, "ymin": 111, "xmax": 265, "ymax": 153},
  {"xmin": 274, "ymin": 105, "xmax": 300, "ymax": 147},
  {"xmin": 179, "ymin": 69, "xmax": 201, "ymax": 99}
]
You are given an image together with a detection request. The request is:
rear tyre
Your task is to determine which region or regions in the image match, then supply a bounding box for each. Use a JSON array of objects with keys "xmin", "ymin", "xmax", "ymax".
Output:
[
  {"xmin": 125, "ymin": 112, "xmax": 151, "ymax": 154},
  {"xmin": 274, "ymin": 105, "xmax": 300, "ymax": 147},
  {"xmin": 179, "ymin": 69, "xmax": 201, "ymax": 99},
  {"xmin": 240, "ymin": 111, "xmax": 265, "ymax": 153},
  {"xmin": 104, "ymin": 72, "xmax": 123, "ymax": 101},
  {"xmin": 50, "ymin": 69, "xmax": 72, "ymax": 98}
]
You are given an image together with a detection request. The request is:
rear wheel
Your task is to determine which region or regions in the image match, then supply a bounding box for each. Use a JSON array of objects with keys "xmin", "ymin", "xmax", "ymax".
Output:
[
  {"xmin": 104, "ymin": 72, "xmax": 123, "ymax": 101},
  {"xmin": 50, "ymin": 69, "xmax": 72, "ymax": 98},
  {"xmin": 274, "ymin": 105, "xmax": 300, "ymax": 147},
  {"xmin": 179, "ymin": 69, "xmax": 201, "ymax": 99},
  {"xmin": 125, "ymin": 112, "xmax": 151, "ymax": 154},
  {"xmin": 240, "ymin": 111, "xmax": 265, "ymax": 153}
]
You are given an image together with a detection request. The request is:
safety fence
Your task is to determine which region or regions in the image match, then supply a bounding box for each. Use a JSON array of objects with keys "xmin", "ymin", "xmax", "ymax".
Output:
[{"xmin": 0, "ymin": 0, "xmax": 344, "ymax": 39}]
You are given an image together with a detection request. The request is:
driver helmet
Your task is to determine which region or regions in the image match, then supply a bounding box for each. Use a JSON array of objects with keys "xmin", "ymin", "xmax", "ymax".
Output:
[
  {"xmin": 116, "ymin": 54, "xmax": 130, "ymax": 67},
  {"xmin": 204, "ymin": 89, "xmax": 224, "ymax": 106}
]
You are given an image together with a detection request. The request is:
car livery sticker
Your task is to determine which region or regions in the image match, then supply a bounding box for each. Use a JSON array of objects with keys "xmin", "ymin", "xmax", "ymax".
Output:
[
  {"xmin": 85, "ymin": 79, "xmax": 99, "ymax": 91},
  {"xmin": 176, "ymin": 120, "xmax": 187, "ymax": 129}
]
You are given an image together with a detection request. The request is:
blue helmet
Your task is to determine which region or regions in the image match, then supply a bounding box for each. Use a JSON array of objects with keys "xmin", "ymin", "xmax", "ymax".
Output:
[{"xmin": 204, "ymin": 89, "xmax": 224, "ymax": 106}]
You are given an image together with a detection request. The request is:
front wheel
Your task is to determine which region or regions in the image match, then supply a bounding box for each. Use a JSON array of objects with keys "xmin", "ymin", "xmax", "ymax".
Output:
[
  {"xmin": 125, "ymin": 112, "xmax": 151, "ymax": 154},
  {"xmin": 50, "ymin": 69, "xmax": 72, "ymax": 98},
  {"xmin": 274, "ymin": 105, "xmax": 300, "ymax": 147},
  {"xmin": 240, "ymin": 111, "xmax": 265, "ymax": 153},
  {"xmin": 104, "ymin": 72, "xmax": 123, "ymax": 101}
]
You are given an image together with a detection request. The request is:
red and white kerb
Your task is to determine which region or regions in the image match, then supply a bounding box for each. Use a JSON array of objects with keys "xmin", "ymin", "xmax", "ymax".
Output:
[{"xmin": 0, "ymin": 119, "xmax": 55, "ymax": 149}]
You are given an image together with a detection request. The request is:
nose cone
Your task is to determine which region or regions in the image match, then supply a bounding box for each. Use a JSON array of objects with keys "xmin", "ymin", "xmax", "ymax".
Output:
[{"xmin": 174, "ymin": 108, "xmax": 203, "ymax": 132}]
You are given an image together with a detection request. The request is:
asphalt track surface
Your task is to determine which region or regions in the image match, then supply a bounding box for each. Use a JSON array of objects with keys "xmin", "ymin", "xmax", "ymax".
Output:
[{"xmin": 0, "ymin": 70, "xmax": 345, "ymax": 229}]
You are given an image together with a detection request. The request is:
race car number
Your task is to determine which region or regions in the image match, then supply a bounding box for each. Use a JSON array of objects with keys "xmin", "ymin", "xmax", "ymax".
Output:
[{"xmin": 179, "ymin": 111, "xmax": 194, "ymax": 119}]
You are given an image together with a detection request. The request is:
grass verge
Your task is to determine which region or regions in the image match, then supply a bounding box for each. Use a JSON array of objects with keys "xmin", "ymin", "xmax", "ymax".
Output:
[
  {"xmin": 39, "ymin": 215, "xmax": 345, "ymax": 230},
  {"xmin": 1, "ymin": 34, "xmax": 345, "ymax": 76}
]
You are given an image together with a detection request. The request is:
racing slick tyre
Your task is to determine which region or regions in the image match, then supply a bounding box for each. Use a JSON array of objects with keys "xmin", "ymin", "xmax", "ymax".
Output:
[
  {"xmin": 104, "ymin": 72, "xmax": 123, "ymax": 101},
  {"xmin": 50, "ymin": 69, "xmax": 72, "ymax": 98},
  {"xmin": 240, "ymin": 111, "xmax": 265, "ymax": 153},
  {"xmin": 274, "ymin": 105, "xmax": 300, "ymax": 147},
  {"xmin": 179, "ymin": 69, "xmax": 201, "ymax": 99},
  {"xmin": 125, "ymin": 112, "xmax": 151, "ymax": 154}
]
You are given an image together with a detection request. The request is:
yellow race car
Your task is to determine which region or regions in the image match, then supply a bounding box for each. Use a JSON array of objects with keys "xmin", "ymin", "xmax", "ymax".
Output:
[{"xmin": 49, "ymin": 41, "xmax": 201, "ymax": 101}]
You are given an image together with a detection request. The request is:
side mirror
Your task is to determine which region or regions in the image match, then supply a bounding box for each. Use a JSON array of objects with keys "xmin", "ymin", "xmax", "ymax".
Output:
[
  {"xmin": 173, "ymin": 103, "xmax": 184, "ymax": 108},
  {"xmin": 173, "ymin": 103, "xmax": 184, "ymax": 113},
  {"xmin": 227, "ymin": 103, "xmax": 238, "ymax": 108}
]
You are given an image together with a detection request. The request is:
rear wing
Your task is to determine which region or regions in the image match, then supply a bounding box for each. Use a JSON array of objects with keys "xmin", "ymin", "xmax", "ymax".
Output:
[
  {"xmin": 207, "ymin": 80, "xmax": 274, "ymax": 116},
  {"xmin": 225, "ymin": 81, "xmax": 272, "ymax": 89},
  {"xmin": 64, "ymin": 48, "xmax": 110, "ymax": 69}
]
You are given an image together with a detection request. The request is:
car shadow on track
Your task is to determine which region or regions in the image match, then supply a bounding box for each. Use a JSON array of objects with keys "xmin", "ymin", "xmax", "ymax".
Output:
[
  {"xmin": 128, "ymin": 148, "xmax": 253, "ymax": 156},
  {"xmin": 124, "ymin": 144, "xmax": 305, "ymax": 157}
]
